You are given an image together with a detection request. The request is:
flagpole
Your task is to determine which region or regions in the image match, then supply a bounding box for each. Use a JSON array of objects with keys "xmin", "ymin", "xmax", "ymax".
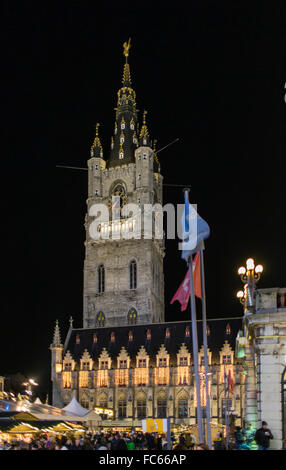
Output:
[
  {"xmin": 224, "ymin": 367, "xmax": 229, "ymax": 450},
  {"xmin": 200, "ymin": 248, "xmax": 212, "ymax": 450},
  {"xmin": 188, "ymin": 254, "xmax": 203, "ymax": 443}
]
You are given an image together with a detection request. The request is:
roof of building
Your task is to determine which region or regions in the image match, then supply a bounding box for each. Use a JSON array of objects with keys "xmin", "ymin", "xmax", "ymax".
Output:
[{"xmin": 64, "ymin": 317, "xmax": 243, "ymax": 367}]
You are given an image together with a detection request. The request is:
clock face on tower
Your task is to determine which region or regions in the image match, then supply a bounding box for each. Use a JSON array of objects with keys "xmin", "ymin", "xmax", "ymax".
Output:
[{"xmin": 108, "ymin": 184, "xmax": 127, "ymax": 213}]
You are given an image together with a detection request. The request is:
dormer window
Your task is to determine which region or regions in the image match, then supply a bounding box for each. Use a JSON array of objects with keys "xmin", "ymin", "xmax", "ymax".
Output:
[
  {"xmin": 226, "ymin": 323, "xmax": 231, "ymax": 335},
  {"xmin": 138, "ymin": 358, "xmax": 146, "ymax": 368},
  {"xmin": 114, "ymin": 124, "xmax": 118, "ymax": 134},
  {"xmin": 121, "ymin": 118, "xmax": 125, "ymax": 130},
  {"xmin": 146, "ymin": 329, "xmax": 151, "ymax": 340},
  {"xmin": 111, "ymin": 332, "xmax": 115, "ymax": 343},
  {"xmin": 100, "ymin": 360, "xmax": 108, "ymax": 370},
  {"xmin": 206, "ymin": 325, "xmax": 210, "ymax": 336},
  {"xmin": 76, "ymin": 335, "xmax": 80, "ymax": 344},
  {"xmin": 120, "ymin": 132, "xmax": 125, "ymax": 144},
  {"xmin": 119, "ymin": 359, "xmax": 127, "ymax": 369},
  {"xmin": 179, "ymin": 357, "xmax": 188, "ymax": 366},
  {"xmin": 119, "ymin": 151, "xmax": 124, "ymax": 159},
  {"xmin": 128, "ymin": 331, "xmax": 133, "ymax": 342},
  {"xmin": 185, "ymin": 327, "xmax": 190, "ymax": 337},
  {"xmin": 159, "ymin": 357, "xmax": 167, "ymax": 368},
  {"xmin": 130, "ymin": 118, "xmax": 135, "ymax": 130},
  {"xmin": 93, "ymin": 333, "xmax": 97, "ymax": 343},
  {"xmin": 222, "ymin": 354, "xmax": 232, "ymax": 365},
  {"xmin": 143, "ymin": 139, "xmax": 147, "ymax": 145},
  {"xmin": 165, "ymin": 328, "xmax": 170, "ymax": 339}
]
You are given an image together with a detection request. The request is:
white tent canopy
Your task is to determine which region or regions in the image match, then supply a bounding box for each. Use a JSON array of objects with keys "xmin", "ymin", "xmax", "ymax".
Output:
[
  {"xmin": 34, "ymin": 397, "xmax": 42, "ymax": 404},
  {"xmin": 62, "ymin": 397, "xmax": 90, "ymax": 417}
]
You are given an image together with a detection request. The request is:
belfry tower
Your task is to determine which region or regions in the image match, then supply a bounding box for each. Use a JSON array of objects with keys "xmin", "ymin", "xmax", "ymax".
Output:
[{"xmin": 83, "ymin": 40, "xmax": 164, "ymax": 328}]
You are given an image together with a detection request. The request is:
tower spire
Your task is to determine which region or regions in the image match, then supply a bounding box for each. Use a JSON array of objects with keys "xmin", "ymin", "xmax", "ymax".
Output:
[
  {"xmin": 122, "ymin": 38, "xmax": 132, "ymax": 86},
  {"xmin": 90, "ymin": 123, "xmax": 103, "ymax": 158},
  {"xmin": 107, "ymin": 39, "xmax": 138, "ymax": 168}
]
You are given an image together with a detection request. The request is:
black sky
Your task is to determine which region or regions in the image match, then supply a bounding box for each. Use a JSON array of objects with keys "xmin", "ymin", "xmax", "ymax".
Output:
[{"xmin": 1, "ymin": 3, "xmax": 285, "ymax": 400}]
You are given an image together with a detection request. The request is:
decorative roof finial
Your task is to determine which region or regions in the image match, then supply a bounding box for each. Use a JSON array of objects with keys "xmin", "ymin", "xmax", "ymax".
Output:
[
  {"xmin": 90, "ymin": 122, "xmax": 103, "ymax": 158},
  {"xmin": 122, "ymin": 39, "xmax": 132, "ymax": 86},
  {"xmin": 139, "ymin": 110, "xmax": 150, "ymax": 146},
  {"xmin": 69, "ymin": 316, "xmax": 73, "ymax": 328},
  {"xmin": 52, "ymin": 320, "xmax": 62, "ymax": 346},
  {"xmin": 123, "ymin": 38, "xmax": 131, "ymax": 60}
]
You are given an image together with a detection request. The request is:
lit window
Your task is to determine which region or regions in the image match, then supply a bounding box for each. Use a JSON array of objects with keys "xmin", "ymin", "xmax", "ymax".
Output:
[
  {"xmin": 79, "ymin": 371, "xmax": 89, "ymax": 388},
  {"xmin": 178, "ymin": 399, "xmax": 188, "ymax": 418},
  {"xmin": 127, "ymin": 307, "xmax": 137, "ymax": 325},
  {"xmin": 62, "ymin": 372, "xmax": 72, "ymax": 389},
  {"xmin": 119, "ymin": 360, "xmax": 127, "ymax": 369},
  {"xmin": 119, "ymin": 151, "xmax": 124, "ymax": 159},
  {"xmin": 96, "ymin": 311, "xmax": 105, "ymax": 327}
]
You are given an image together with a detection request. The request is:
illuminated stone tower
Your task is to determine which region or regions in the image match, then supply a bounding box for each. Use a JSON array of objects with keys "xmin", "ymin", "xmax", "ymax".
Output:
[{"xmin": 83, "ymin": 40, "xmax": 164, "ymax": 328}]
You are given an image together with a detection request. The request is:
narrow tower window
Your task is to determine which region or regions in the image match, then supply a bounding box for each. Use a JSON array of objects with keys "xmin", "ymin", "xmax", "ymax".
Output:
[
  {"xmin": 130, "ymin": 260, "xmax": 137, "ymax": 289},
  {"xmin": 98, "ymin": 264, "xmax": 105, "ymax": 293}
]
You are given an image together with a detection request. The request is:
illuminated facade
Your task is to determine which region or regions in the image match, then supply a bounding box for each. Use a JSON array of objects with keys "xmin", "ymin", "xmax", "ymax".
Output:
[
  {"xmin": 51, "ymin": 319, "xmax": 245, "ymax": 427},
  {"xmin": 51, "ymin": 42, "xmax": 246, "ymax": 428}
]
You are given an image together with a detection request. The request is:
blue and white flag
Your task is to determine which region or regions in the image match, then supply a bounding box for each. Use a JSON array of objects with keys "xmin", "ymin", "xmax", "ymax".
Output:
[{"xmin": 181, "ymin": 190, "xmax": 210, "ymax": 262}]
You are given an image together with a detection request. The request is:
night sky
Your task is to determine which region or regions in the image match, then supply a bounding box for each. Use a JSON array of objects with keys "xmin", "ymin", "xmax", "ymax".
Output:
[{"xmin": 1, "ymin": 4, "xmax": 285, "ymax": 400}]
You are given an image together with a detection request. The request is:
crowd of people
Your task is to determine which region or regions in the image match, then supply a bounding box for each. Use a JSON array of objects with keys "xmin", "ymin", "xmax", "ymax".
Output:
[
  {"xmin": 0, "ymin": 421, "xmax": 283, "ymax": 450},
  {"xmin": 0, "ymin": 431, "xmax": 207, "ymax": 451}
]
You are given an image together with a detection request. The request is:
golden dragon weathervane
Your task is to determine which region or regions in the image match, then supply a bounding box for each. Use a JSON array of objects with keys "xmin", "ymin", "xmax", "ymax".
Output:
[{"xmin": 123, "ymin": 38, "xmax": 131, "ymax": 59}]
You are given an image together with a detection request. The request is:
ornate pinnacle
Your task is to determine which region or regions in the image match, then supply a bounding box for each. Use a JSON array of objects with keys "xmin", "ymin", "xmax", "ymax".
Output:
[
  {"xmin": 90, "ymin": 122, "xmax": 103, "ymax": 157},
  {"xmin": 139, "ymin": 110, "xmax": 149, "ymax": 140},
  {"xmin": 53, "ymin": 320, "xmax": 61, "ymax": 346},
  {"xmin": 122, "ymin": 39, "xmax": 132, "ymax": 85}
]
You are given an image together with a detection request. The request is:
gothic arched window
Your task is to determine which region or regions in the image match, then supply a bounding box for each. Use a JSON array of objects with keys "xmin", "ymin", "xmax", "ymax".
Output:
[
  {"xmin": 127, "ymin": 307, "xmax": 137, "ymax": 325},
  {"xmin": 157, "ymin": 393, "xmax": 167, "ymax": 418},
  {"xmin": 130, "ymin": 260, "xmax": 137, "ymax": 290},
  {"xmin": 96, "ymin": 311, "xmax": 105, "ymax": 328},
  {"xmin": 98, "ymin": 264, "xmax": 105, "ymax": 293}
]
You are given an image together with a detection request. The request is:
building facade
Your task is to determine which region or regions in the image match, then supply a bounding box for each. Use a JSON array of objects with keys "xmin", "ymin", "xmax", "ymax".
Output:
[
  {"xmin": 236, "ymin": 288, "xmax": 286, "ymax": 449},
  {"xmin": 51, "ymin": 318, "xmax": 245, "ymax": 429},
  {"xmin": 51, "ymin": 41, "xmax": 245, "ymax": 430}
]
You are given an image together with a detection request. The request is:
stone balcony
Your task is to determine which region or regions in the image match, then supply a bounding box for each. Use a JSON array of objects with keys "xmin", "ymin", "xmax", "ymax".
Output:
[{"xmin": 255, "ymin": 288, "xmax": 286, "ymax": 314}]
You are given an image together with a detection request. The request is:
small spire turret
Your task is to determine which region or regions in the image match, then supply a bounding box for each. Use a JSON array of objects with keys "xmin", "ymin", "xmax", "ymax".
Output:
[
  {"xmin": 52, "ymin": 320, "xmax": 62, "ymax": 347},
  {"xmin": 90, "ymin": 123, "xmax": 103, "ymax": 158},
  {"xmin": 139, "ymin": 110, "xmax": 150, "ymax": 146}
]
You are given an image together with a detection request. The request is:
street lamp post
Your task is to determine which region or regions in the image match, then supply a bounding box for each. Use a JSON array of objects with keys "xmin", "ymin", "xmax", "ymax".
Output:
[{"xmin": 236, "ymin": 258, "xmax": 263, "ymax": 315}]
